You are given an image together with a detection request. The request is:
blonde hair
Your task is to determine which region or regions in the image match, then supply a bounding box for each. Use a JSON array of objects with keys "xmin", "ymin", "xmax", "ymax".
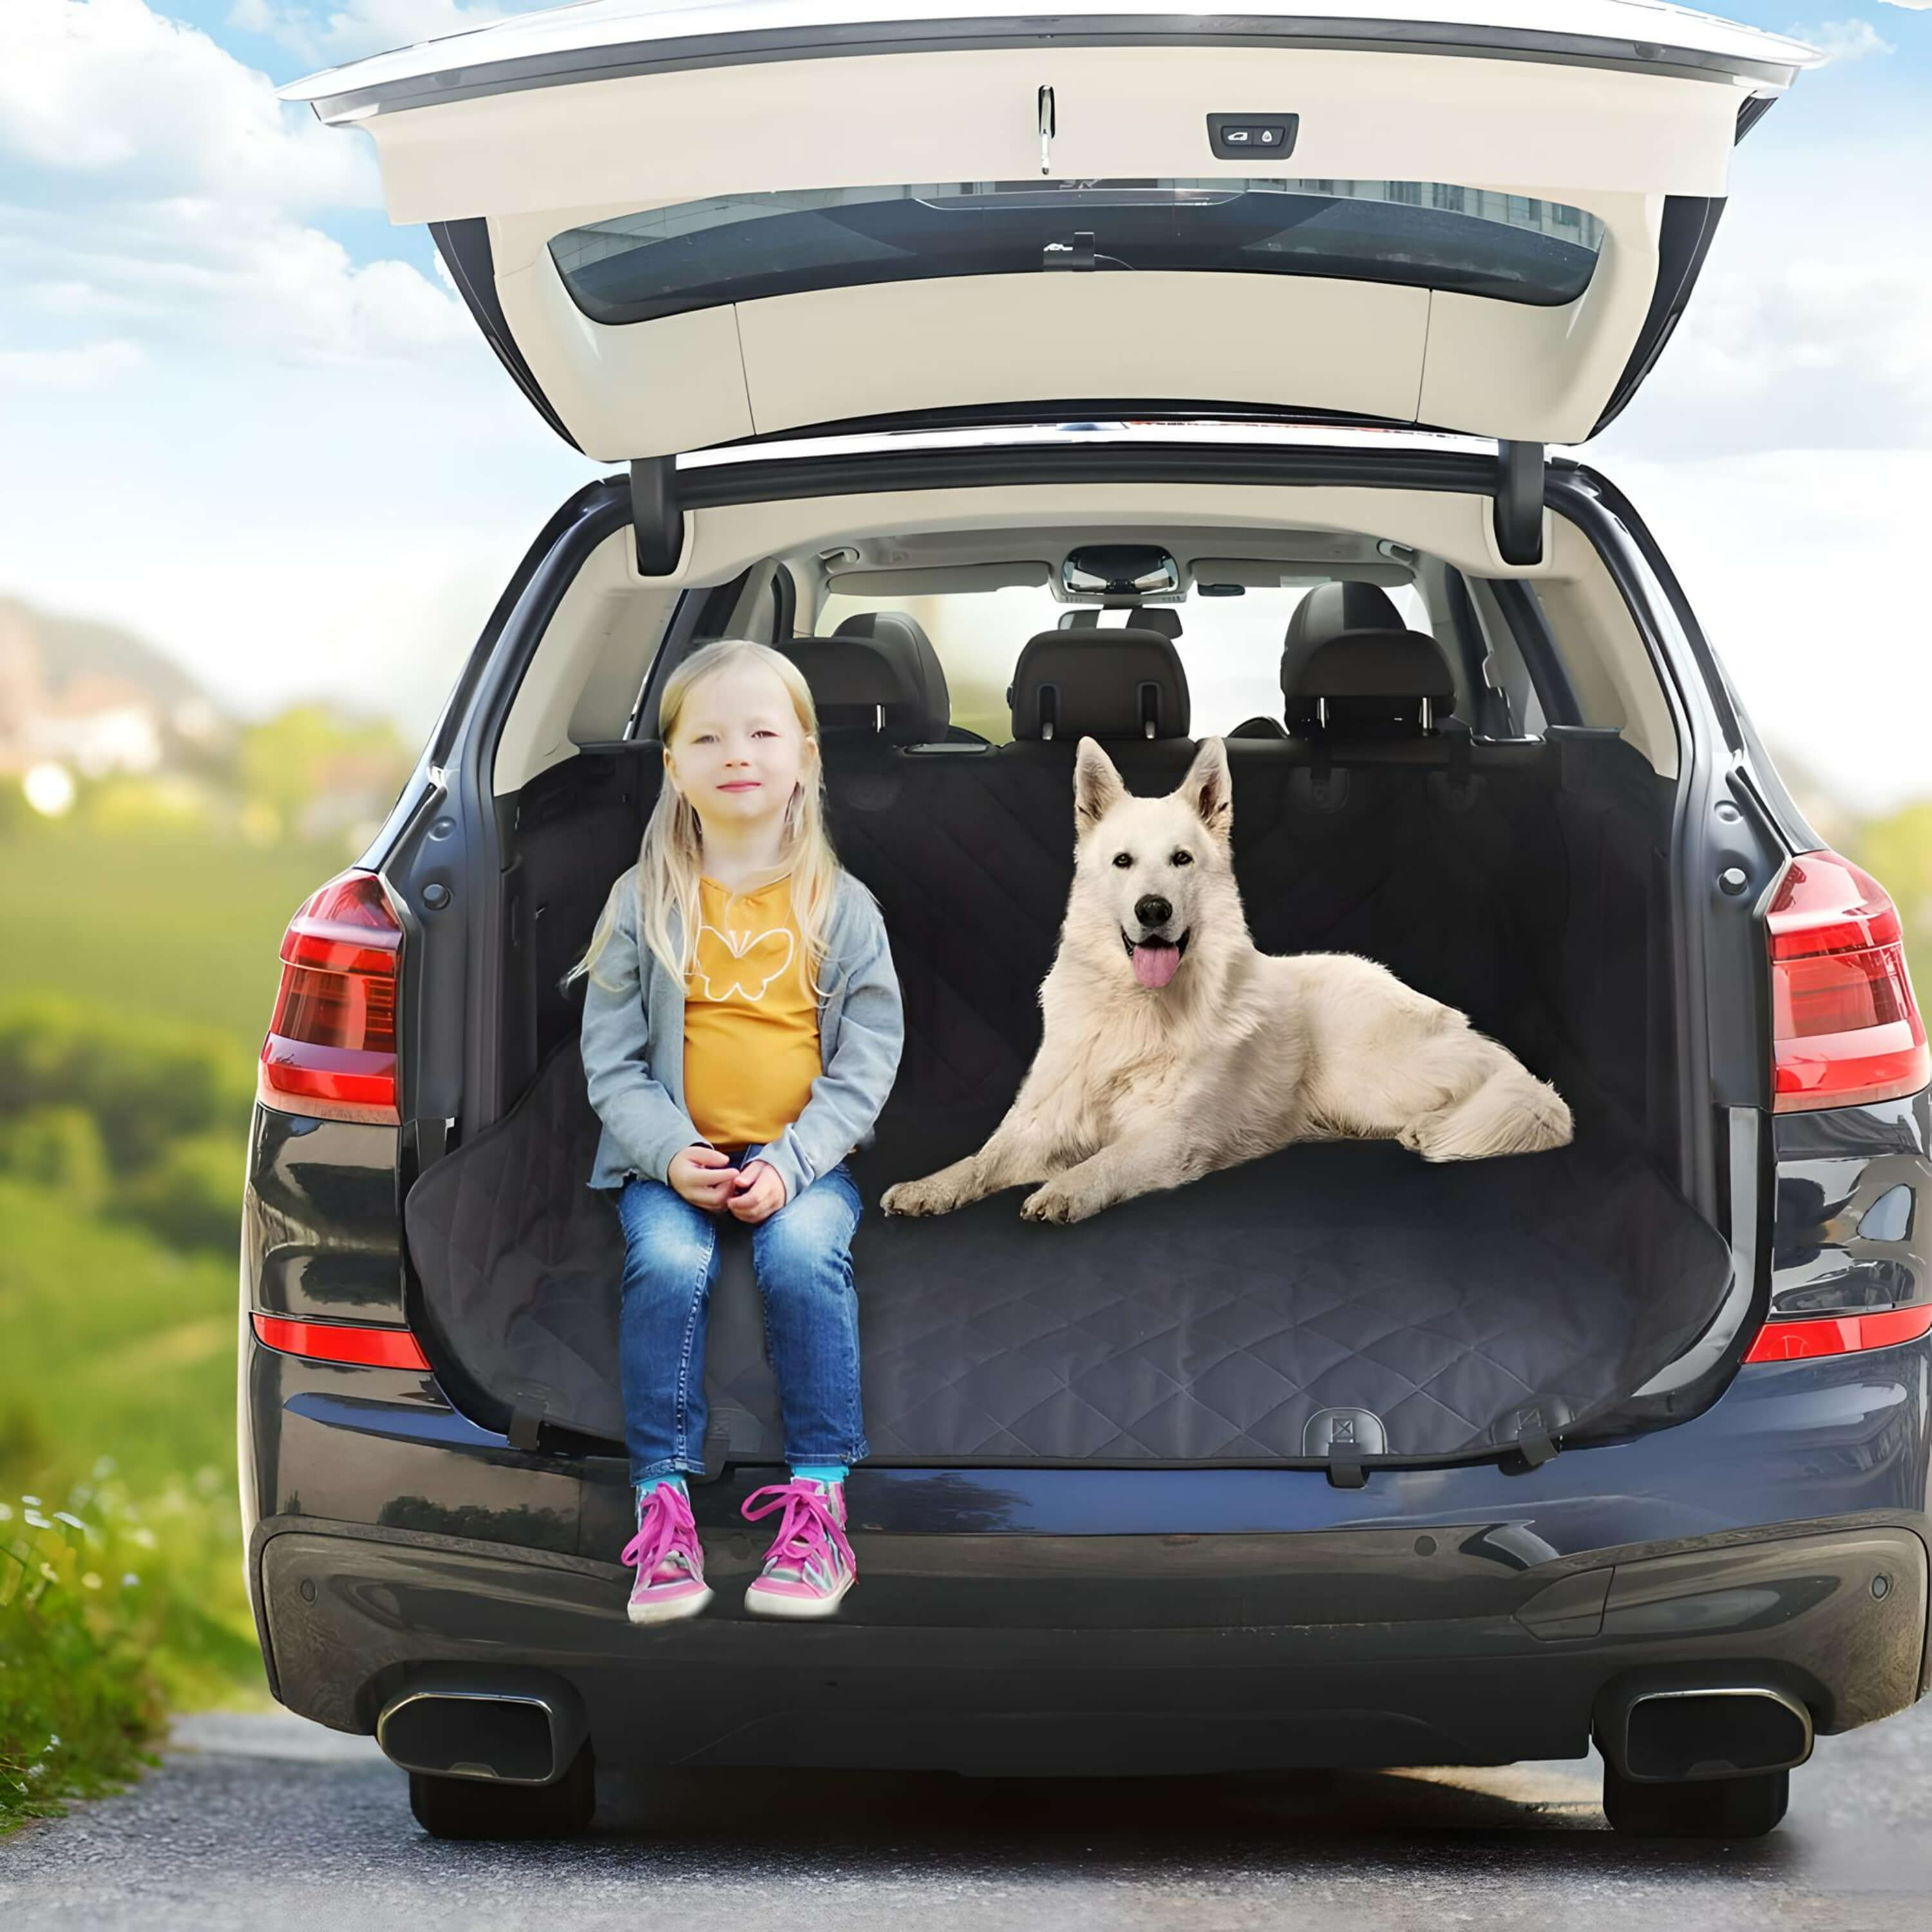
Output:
[{"xmin": 569, "ymin": 638, "xmax": 840, "ymax": 1000}]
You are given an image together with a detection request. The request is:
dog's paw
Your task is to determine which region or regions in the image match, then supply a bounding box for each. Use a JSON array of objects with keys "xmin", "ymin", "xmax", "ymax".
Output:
[
  {"xmin": 881, "ymin": 1175, "xmax": 958, "ymax": 1218},
  {"xmin": 1019, "ymin": 1180, "xmax": 1098, "ymax": 1225}
]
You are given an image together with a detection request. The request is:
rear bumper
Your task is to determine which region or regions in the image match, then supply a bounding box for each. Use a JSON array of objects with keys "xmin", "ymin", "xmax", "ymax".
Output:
[
  {"xmin": 243, "ymin": 1241, "xmax": 1932, "ymax": 1774},
  {"xmin": 256, "ymin": 1514, "xmax": 1927, "ymax": 1776}
]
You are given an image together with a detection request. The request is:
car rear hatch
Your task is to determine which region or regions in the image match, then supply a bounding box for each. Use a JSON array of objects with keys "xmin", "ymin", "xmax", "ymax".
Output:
[{"xmin": 281, "ymin": 0, "xmax": 1820, "ymax": 457}]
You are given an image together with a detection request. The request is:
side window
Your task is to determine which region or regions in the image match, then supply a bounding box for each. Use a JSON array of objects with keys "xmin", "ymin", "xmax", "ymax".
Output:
[
  {"xmin": 817, "ymin": 587, "xmax": 1039, "ymax": 743},
  {"xmin": 1468, "ymin": 580, "xmax": 1544, "ymax": 735},
  {"xmin": 1387, "ymin": 583, "xmax": 1435, "ymax": 635}
]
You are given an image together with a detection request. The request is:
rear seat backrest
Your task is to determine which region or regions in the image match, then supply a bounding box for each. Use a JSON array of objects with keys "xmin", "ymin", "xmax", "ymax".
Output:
[
  {"xmin": 1280, "ymin": 582, "xmax": 1458, "ymax": 737},
  {"xmin": 779, "ymin": 611, "xmax": 952, "ymax": 746},
  {"xmin": 775, "ymin": 614, "xmax": 1069, "ymax": 1117},
  {"xmin": 1238, "ymin": 581, "xmax": 1473, "ymax": 804},
  {"xmin": 799, "ymin": 616, "xmax": 1199, "ymax": 1112},
  {"xmin": 641, "ymin": 584, "xmax": 1564, "ymax": 1133},
  {"xmin": 1001, "ymin": 627, "xmax": 1195, "ymax": 788}
]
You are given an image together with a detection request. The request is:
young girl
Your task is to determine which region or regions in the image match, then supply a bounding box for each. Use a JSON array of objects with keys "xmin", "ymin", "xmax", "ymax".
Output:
[{"xmin": 573, "ymin": 638, "xmax": 904, "ymax": 1624}]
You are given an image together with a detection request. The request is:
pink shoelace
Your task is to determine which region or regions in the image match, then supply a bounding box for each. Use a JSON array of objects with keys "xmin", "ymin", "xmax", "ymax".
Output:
[
  {"xmin": 621, "ymin": 1481, "xmax": 700, "ymax": 1577},
  {"xmin": 741, "ymin": 1480, "xmax": 854, "ymax": 1582}
]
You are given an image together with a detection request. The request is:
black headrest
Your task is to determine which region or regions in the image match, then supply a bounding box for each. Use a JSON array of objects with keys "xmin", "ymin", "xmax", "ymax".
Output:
[
  {"xmin": 1280, "ymin": 581, "xmax": 1455, "ymax": 734},
  {"xmin": 779, "ymin": 611, "xmax": 949, "ymax": 743},
  {"xmin": 1057, "ymin": 607, "xmax": 1183, "ymax": 639},
  {"xmin": 1008, "ymin": 629, "xmax": 1191, "ymax": 742}
]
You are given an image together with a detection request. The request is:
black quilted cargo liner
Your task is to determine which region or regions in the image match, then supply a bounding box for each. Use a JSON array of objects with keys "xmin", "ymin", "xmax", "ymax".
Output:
[
  {"xmin": 405, "ymin": 1039, "xmax": 1730, "ymax": 1464},
  {"xmin": 406, "ymin": 730, "xmax": 1733, "ymax": 1468}
]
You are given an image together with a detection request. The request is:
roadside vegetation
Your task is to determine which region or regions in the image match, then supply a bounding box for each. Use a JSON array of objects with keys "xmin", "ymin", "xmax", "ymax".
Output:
[{"xmin": 0, "ymin": 813, "xmax": 339, "ymax": 1831}]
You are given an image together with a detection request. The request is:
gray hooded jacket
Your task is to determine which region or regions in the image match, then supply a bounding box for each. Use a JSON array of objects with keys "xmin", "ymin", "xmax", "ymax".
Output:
[{"xmin": 580, "ymin": 864, "xmax": 903, "ymax": 1206}]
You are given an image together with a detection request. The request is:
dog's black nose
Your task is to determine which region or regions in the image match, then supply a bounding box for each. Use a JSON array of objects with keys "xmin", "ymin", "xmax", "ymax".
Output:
[{"xmin": 1135, "ymin": 895, "xmax": 1171, "ymax": 929}]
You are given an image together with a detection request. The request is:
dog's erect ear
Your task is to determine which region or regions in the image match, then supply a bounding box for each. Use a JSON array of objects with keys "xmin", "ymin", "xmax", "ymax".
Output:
[
  {"xmin": 1179, "ymin": 737, "xmax": 1233, "ymax": 842},
  {"xmin": 1073, "ymin": 736, "xmax": 1127, "ymax": 835}
]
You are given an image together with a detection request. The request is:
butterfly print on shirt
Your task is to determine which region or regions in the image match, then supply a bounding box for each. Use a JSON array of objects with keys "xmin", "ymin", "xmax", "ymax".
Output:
[{"xmin": 692, "ymin": 922, "xmax": 795, "ymax": 1002}]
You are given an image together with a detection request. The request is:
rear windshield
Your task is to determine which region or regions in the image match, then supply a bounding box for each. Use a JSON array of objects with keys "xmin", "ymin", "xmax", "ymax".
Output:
[{"xmin": 550, "ymin": 180, "xmax": 1605, "ymax": 323}]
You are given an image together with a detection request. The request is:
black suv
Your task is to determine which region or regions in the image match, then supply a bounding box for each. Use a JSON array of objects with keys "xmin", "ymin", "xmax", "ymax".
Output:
[{"xmin": 244, "ymin": 1, "xmax": 1931, "ymax": 1841}]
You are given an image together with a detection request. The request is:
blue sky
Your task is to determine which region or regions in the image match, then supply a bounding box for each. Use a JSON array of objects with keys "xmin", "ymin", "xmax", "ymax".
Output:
[{"xmin": 2, "ymin": 1, "xmax": 1929, "ymax": 811}]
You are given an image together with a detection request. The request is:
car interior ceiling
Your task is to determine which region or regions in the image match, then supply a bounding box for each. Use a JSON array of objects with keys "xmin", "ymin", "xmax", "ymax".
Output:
[{"xmin": 399, "ymin": 534, "xmax": 1734, "ymax": 1468}]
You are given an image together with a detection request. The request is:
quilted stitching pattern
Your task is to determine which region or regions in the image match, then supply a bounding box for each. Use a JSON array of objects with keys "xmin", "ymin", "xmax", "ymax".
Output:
[
  {"xmin": 405, "ymin": 1039, "xmax": 1730, "ymax": 1463},
  {"xmin": 402, "ymin": 742, "xmax": 1729, "ymax": 1464}
]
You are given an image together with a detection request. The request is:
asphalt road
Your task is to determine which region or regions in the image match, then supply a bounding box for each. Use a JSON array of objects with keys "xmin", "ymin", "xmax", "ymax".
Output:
[{"xmin": 5, "ymin": 1701, "xmax": 1930, "ymax": 1930}]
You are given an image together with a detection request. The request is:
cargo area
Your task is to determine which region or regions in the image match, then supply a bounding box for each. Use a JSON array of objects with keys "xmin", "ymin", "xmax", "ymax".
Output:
[{"xmin": 404, "ymin": 578, "xmax": 1735, "ymax": 1468}]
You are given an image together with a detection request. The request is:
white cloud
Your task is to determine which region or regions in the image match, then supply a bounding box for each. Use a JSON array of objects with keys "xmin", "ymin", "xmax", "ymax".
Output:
[
  {"xmin": 0, "ymin": 0, "xmax": 467, "ymax": 365},
  {"xmin": 1785, "ymin": 19, "xmax": 1896, "ymax": 59},
  {"xmin": 1, "ymin": 0, "xmax": 373, "ymax": 209},
  {"xmin": 1614, "ymin": 252, "xmax": 1932, "ymax": 455},
  {"xmin": 0, "ymin": 330, "xmax": 592, "ymax": 739},
  {"xmin": 1580, "ymin": 451, "xmax": 1932, "ymax": 818},
  {"xmin": 0, "ymin": 339, "xmax": 144, "ymax": 389},
  {"xmin": 1602, "ymin": 128, "xmax": 1932, "ymax": 460},
  {"xmin": 229, "ymin": 0, "xmax": 508, "ymax": 68},
  {"xmin": 1876, "ymin": 2, "xmax": 1932, "ymax": 11},
  {"xmin": 1, "ymin": 197, "xmax": 471, "ymax": 363},
  {"xmin": 1591, "ymin": 115, "xmax": 1932, "ymax": 814},
  {"xmin": 0, "ymin": 1, "xmax": 584, "ymax": 746}
]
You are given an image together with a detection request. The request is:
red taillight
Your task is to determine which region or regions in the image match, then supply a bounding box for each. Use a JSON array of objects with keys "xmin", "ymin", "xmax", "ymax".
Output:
[
  {"xmin": 260, "ymin": 869, "xmax": 401, "ymax": 1124},
  {"xmin": 1768, "ymin": 851, "xmax": 1930, "ymax": 1113},
  {"xmin": 252, "ymin": 1313, "xmax": 430, "ymax": 1370},
  {"xmin": 1743, "ymin": 1304, "xmax": 1932, "ymax": 1364}
]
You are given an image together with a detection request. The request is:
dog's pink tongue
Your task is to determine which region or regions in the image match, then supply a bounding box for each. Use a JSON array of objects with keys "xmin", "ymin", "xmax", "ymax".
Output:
[{"xmin": 1132, "ymin": 942, "xmax": 1180, "ymax": 989}]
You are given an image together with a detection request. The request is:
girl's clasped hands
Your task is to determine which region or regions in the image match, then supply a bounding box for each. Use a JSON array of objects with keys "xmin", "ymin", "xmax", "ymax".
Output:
[{"xmin": 668, "ymin": 1144, "xmax": 787, "ymax": 1223}]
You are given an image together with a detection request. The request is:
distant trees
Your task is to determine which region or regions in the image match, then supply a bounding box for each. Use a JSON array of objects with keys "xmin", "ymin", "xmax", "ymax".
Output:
[
  {"xmin": 1849, "ymin": 802, "xmax": 1932, "ymax": 1001},
  {"xmin": 234, "ymin": 704, "xmax": 412, "ymax": 848},
  {"xmin": 0, "ymin": 998, "xmax": 252, "ymax": 1255}
]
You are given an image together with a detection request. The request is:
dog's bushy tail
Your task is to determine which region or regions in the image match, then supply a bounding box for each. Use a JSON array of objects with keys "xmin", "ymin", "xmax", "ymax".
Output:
[{"xmin": 1413, "ymin": 1044, "xmax": 1575, "ymax": 1162}]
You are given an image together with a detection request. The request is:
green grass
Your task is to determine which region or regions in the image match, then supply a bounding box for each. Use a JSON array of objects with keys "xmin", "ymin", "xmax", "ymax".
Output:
[
  {"xmin": 0, "ymin": 818, "xmax": 375, "ymax": 1826},
  {"xmin": 0, "ymin": 822, "xmax": 340, "ymax": 1053},
  {"xmin": 0, "ymin": 1177, "xmax": 265, "ymax": 1833},
  {"xmin": 2, "ymin": 1479, "xmax": 169, "ymax": 1828},
  {"xmin": 0, "ymin": 1179, "xmax": 242, "ymax": 1486},
  {"xmin": 0, "ymin": 819, "xmax": 292, "ymax": 1829}
]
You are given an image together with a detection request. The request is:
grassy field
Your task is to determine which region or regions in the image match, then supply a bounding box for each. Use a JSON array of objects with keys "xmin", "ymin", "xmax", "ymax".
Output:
[
  {"xmin": 0, "ymin": 820, "xmax": 305, "ymax": 1828},
  {"xmin": 0, "ymin": 1173, "xmax": 265, "ymax": 1830},
  {"xmin": 0, "ymin": 1180, "xmax": 243, "ymax": 1501},
  {"xmin": 0, "ymin": 822, "xmax": 337, "ymax": 1052}
]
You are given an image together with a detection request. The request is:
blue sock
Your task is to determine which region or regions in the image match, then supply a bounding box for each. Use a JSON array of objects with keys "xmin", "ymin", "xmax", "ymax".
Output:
[
  {"xmin": 791, "ymin": 1464, "xmax": 848, "ymax": 1487},
  {"xmin": 636, "ymin": 1473, "xmax": 688, "ymax": 1502}
]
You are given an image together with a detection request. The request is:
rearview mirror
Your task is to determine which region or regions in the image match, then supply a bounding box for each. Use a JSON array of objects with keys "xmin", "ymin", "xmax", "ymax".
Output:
[{"xmin": 1061, "ymin": 544, "xmax": 1179, "ymax": 601}]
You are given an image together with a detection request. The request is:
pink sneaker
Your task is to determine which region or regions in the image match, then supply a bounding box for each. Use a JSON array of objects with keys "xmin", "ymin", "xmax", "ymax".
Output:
[
  {"xmin": 741, "ymin": 1478, "xmax": 857, "ymax": 1619},
  {"xmin": 621, "ymin": 1481, "xmax": 712, "ymax": 1624}
]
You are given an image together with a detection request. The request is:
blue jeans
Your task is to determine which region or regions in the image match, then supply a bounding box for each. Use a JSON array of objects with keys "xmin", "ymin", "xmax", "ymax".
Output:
[{"xmin": 615, "ymin": 1142, "xmax": 868, "ymax": 1482}]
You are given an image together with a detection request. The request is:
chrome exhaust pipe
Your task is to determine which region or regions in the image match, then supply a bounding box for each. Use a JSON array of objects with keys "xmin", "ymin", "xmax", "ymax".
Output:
[
  {"xmin": 1599, "ymin": 1680, "xmax": 1814, "ymax": 1783},
  {"xmin": 377, "ymin": 1668, "xmax": 588, "ymax": 1786}
]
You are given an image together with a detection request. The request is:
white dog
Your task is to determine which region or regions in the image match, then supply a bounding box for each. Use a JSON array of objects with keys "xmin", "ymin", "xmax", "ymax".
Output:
[{"xmin": 880, "ymin": 735, "xmax": 1573, "ymax": 1226}]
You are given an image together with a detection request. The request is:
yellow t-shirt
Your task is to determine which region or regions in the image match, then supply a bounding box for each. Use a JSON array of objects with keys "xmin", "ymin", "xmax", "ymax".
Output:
[{"xmin": 682, "ymin": 873, "xmax": 822, "ymax": 1150}]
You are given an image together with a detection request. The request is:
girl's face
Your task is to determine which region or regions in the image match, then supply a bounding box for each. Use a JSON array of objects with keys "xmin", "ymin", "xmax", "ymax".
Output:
[{"xmin": 665, "ymin": 659, "xmax": 815, "ymax": 831}]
